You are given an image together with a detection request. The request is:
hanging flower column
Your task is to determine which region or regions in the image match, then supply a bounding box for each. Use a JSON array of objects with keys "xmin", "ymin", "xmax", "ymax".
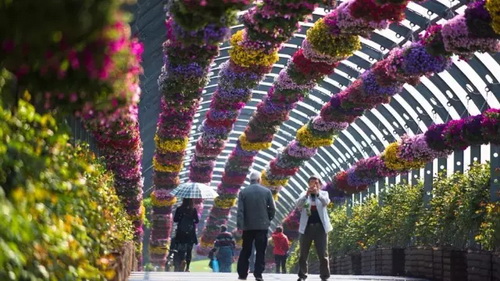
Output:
[
  {"xmin": 149, "ymin": 1, "xmax": 251, "ymax": 267},
  {"xmin": 198, "ymin": 0, "xmax": 414, "ymax": 253},
  {"xmin": 73, "ymin": 19, "xmax": 145, "ymax": 263},
  {"xmin": 189, "ymin": 0, "xmax": 324, "ymax": 184},
  {"xmin": 190, "ymin": 0, "xmax": 325, "ymax": 254}
]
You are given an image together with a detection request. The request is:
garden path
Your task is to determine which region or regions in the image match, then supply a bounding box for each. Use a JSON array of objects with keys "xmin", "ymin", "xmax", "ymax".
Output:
[{"xmin": 129, "ymin": 272, "xmax": 428, "ymax": 281}]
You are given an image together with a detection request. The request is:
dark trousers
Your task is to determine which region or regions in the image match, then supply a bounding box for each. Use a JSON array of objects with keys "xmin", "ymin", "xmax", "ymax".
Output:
[
  {"xmin": 298, "ymin": 223, "xmax": 330, "ymax": 280},
  {"xmin": 274, "ymin": 255, "xmax": 287, "ymax": 273},
  {"xmin": 237, "ymin": 230, "xmax": 268, "ymax": 279},
  {"xmin": 174, "ymin": 243, "xmax": 193, "ymax": 272}
]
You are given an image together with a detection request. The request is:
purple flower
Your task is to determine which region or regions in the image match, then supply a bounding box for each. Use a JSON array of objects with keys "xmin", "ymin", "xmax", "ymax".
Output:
[
  {"xmin": 173, "ymin": 21, "xmax": 230, "ymax": 44},
  {"xmin": 443, "ymin": 119, "xmax": 468, "ymax": 150},
  {"xmin": 208, "ymin": 108, "xmax": 239, "ymax": 120},
  {"xmin": 166, "ymin": 61, "xmax": 205, "ymax": 79},
  {"xmin": 218, "ymin": 61, "xmax": 261, "ymax": 90},
  {"xmin": 425, "ymin": 123, "xmax": 452, "ymax": 152},
  {"xmin": 201, "ymin": 124, "xmax": 232, "ymax": 137},
  {"xmin": 361, "ymin": 70, "xmax": 404, "ymax": 96},
  {"xmin": 400, "ymin": 43, "xmax": 452, "ymax": 76},
  {"xmin": 462, "ymin": 114, "xmax": 486, "ymax": 145},
  {"xmin": 311, "ymin": 116, "xmax": 349, "ymax": 132},
  {"xmin": 346, "ymin": 166, "xmax": 378, "ymax": 187},
  {"xmin": 257, "ymin": 97, "xmax": 296, "ymax": 115},
  {"xmin": 464, "ymin": 0, "xmax": 498, "ymax": 39},
  {"xmin": 322, "ymin": 182, "xmax": 347, "ymax": 204},
  {"xmin": 287, "ymin": 140, "xmax": 317, "ymax": 159},
  {"xmin": 216, "ymin": 87, "xmax": 252, "ymax": 102},
  {"xmin": 481, "ymin": 108, "xmax": 500, "ymax": 144},
  {"xmin": 442, "ymin": 15, "xmax": 500, "ymax": 58}
]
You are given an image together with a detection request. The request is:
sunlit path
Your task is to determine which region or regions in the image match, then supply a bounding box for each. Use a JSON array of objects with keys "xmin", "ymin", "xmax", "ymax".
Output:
[{"xmin": 128, "ymin": 272, "xmax": 428, "ymax": 281}]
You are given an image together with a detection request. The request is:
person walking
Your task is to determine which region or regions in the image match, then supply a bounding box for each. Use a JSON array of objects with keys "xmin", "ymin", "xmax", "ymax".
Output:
[
  {"xmin": 271, "ymin": 226, "xmax": 290, "ymax": 274},
  {"xmin": 296, "ymin": 175, "xmax": 332, "ymax": 281},
  {"xmin": 173, "ymin": 198, "xmax": 199, "ymax": 272},
  {"xmin": 237, "ymin": 171, "xmax": 276, "ymax": 281},
  {"xmin": 214, "ymin": 225, "xmax": 236, "ymax": 272}
]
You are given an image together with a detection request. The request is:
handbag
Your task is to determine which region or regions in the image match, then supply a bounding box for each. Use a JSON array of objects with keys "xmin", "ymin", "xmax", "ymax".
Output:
[{"xmin": 212, "ymin": 258, "xmax": 220, "ymax": 272}]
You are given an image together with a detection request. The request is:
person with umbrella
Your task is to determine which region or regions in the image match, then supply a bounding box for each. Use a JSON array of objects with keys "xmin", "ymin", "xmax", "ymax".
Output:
[
  {"xmin": 172, "ymin": 198, "xmax": 199, "ymax": 272},
  {"xmin": 170, "ymin": 181, "xmax": 219, "ymax": 272}
]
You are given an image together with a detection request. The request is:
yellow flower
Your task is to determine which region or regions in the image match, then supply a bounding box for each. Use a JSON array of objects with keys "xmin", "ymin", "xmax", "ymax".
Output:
[
  {"xmin": 153, "ymin": 158, "xmax": 183, "ymax": 173},
  {"xmin": 272, "ymin": 193, "xmax": 280, "ymax": 201},
  {"xmin": 229, "ymin": 30, "xmax": 279, "ymax": 68},
  {"xmin": 214, "ymin": 197, "xmax": 237, "ymax": 208},
  {"xmin": 129, "ymin": 204, "xmax": 146, "ymax": 221},
  {"xmin": 307, "ymin": 19, "xmax": 361, "ymax": 59},
  {"xmin": 239, "ymin": 133, "xmax": 272, "ymax": 151},
  {"xmin": 150, "ymin": 246, "xmax": 168, "ymax": 255},
  {"xmin": 200, "ymin": 240, "xmax": 214, "ymax": 249},
  {"xmin": 155, "ymin": 135, "xmax": 188, "ymax": 153},
  {"xmin": 296, "ymin": 125, "xmax": 334, "ymax": 148},
  {"xmin": 261, "ymin": 170, "xmax": 289, "ymax": 187},
  {"xmin": 382, "ymin": 142, "xmax": 426, "ymax": 171},
  {"xmin": 151, "ymin": 193, "xmax": 177, "ymax": 207},
  {"xmin": 486, "ymin": 0, "xmax": 500, "ymax": 34}
]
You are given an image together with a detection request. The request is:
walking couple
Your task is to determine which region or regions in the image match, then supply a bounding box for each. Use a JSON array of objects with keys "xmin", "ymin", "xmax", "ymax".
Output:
[{"xmin": 237, "ymin": 172, "xmax": 332, "ymax": 281}]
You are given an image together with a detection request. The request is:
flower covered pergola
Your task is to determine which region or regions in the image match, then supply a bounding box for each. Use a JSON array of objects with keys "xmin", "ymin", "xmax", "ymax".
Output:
[{"xmin": 131, "ymin": 0, "xmax": 500, "ymax": 265}]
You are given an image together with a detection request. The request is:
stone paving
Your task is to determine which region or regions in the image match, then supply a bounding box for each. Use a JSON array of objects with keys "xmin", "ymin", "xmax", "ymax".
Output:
[{"xmin": 129, "ymin": 272, "xmax": 428, "ymax": 281}]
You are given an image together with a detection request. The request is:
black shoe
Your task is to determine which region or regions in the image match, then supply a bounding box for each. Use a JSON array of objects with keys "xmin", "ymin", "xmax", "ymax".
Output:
[
  {"xmin": 238, "ymin": 277, "xmax": 247, "ymax": 280},
  {"xmin": 297, "ymin": 278, "xmax": 306, "ymax": 281},
  {"xmin": 255, "ymin": 278, "xmax": 264, "ymax": 281}
]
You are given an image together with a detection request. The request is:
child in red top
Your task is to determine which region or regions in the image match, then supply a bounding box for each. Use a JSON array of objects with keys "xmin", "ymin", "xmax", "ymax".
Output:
[{"xmin": 271, "ymin": 226, "xmax": 290, "ymax": 274}]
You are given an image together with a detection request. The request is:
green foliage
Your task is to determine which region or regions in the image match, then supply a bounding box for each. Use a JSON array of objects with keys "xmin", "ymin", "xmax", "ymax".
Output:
[
  {"xmin": 329, "ymin": 205, "xmax": 354, "ymax": 256},
  {"xmin": 377, "ymin": 182, "xmax": 424, "ymax": 247},
  {"xmin": 0, "ymin": 100, "xmax": 133, "ymax": 280},
  {"xmin": 476, "ymin": 202, "xmax": 500, "ymax": 251},
  {"xmin": 329, "ymin": 197, "xmax": 382, "ymax": 256},
  {"xmin": 415, "ymin": 163, "xmax": 490, "ymax": 248}
]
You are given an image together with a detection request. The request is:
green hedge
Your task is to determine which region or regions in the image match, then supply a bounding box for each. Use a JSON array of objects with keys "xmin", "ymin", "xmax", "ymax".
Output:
[
  {"xmin": 415, "ymin": 163, "xmax": 491, "ymax": 249},
  {"xmin": 0, "ymin": 99, "xmax": 133, "ymax": 280},
  {"xmin": 325, "ymin": 163, "xmax": 497, "ymax": 258}
]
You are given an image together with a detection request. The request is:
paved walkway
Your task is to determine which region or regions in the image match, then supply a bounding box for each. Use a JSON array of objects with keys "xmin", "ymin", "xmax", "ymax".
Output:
[{"xmin": 129, "ymin": 272, "xmax": 428, "ymax": 281}]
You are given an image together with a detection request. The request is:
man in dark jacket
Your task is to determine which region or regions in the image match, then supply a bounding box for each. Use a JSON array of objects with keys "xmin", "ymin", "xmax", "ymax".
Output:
[{"xmin": 237, "ymin": 171, "xmax": 276, "ymax": 281}]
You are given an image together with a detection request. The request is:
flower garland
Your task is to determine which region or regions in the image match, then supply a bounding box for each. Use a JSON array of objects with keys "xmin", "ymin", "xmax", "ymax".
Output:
[
  {"xmin": 256, "ymin": 0, "xmax": 418, "ymax": 193},
  {"xmin": 189, "ymin": 6, "xmax": 330, "ymax": 246},
  {"xmin": 189, "ymin": 0, "xmax": 324, "ymax": 197},
  {"xmin": 150, "ymin": 1, "xmax": 248, "ymax": 266},
  {"xmin": 199, "ymin": 0, "xmax": 414, "ymax": 250},
  {"xmin": 332, "ymin": 109, "xmax": 499, "ymax": 193},
  {"xmin": 265, "ymin": 3, "xmax": 500, "ymax": 204}
]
